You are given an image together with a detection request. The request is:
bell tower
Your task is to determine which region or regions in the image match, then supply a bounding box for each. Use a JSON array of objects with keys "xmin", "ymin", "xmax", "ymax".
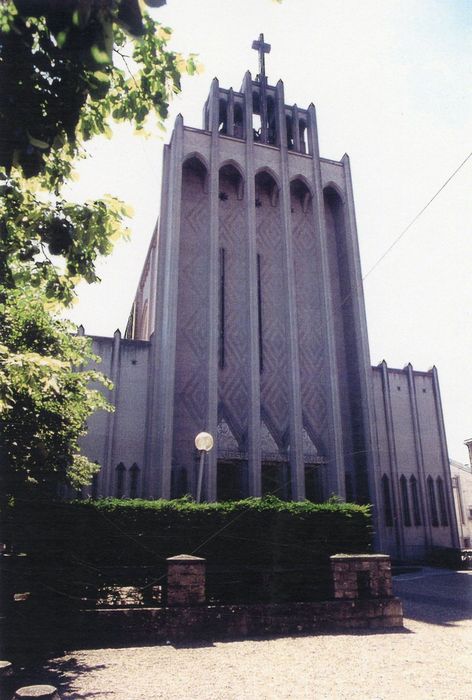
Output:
[{"xmin": 133, "ymin": 36, "xmax": 378, "ymax": 506}]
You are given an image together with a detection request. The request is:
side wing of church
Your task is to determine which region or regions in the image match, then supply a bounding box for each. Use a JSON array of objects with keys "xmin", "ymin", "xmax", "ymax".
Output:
[{"xmin": 81, "ymin": 43, "xmax": 459, "ymax": 560}]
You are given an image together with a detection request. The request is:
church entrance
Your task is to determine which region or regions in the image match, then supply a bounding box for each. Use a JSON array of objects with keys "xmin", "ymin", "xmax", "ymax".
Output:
[
  {"xmin": 217, "ymin": 460, "xmax": 247, "ymax": 501},
  {"xmin": 305, "ymin": 464, "xmax": 324, "ymax": 502},
  {"xmin": 261, "ymin": 461, "xmax": 291, "ymax": 500}
]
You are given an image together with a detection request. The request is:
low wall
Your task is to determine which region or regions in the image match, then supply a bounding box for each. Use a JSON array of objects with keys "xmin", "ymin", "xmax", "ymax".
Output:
[
  {"xmin": 2, "ymin": 553, "xmax": 403, "ymax": 653},
  {"xmin": 72, "ymin": 596, "xmax": 403, "ymax": 646}
]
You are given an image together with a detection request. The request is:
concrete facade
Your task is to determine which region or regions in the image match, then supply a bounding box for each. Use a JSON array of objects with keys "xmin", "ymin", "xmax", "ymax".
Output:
[
  {"xmin": 450, "ymin": 449, "xmax": 472, "ymax": 549},
  {"xmin": 82, "ymin": 61, "xmax": 458, "ymax": 560}
]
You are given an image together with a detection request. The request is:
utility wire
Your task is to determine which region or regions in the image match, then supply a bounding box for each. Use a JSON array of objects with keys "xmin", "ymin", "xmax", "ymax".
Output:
[
  {"xmin": 338, "ymin": 150, "xmax": 472, "ymax": 312},
  {"xmin": 362, "ymin": 151, "xmax": 472, "ymax": 283}
]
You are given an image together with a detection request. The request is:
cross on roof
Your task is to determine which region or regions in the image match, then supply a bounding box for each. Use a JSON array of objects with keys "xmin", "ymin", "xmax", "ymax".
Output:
[{"xmin": 252, "ymin": 33, "xmax": 271, "ymax": 81}]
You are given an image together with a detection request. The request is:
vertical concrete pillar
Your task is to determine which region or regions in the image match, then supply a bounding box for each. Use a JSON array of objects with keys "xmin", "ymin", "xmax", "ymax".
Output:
[
  {"xmin": 103, "ymin": 328, "xmax": 121, "ymax": 497},
  {"xmin": 242, "ymin": 71, "xmax": 262, "ymax": 496},
  {"xmin": 151, "ymin": 114, "xmax": 184, "ymax": 498},
  {"xmin": 166, "ymin": 554, "xmax": 206, "ymax": 606},
  {"xmin": 431, "ymin": 366, "xmax": 460, "ymax": 548},
  {"xmin": 341, "ymin": 153, "xmax": 381, "ymax": 534},
  {"xmin": 380, "ymin": 361, "xmax": 404, "ymax": 559},
  {"xmin": 306, "ymin": 103, "xmax": 345, "ymax": 498},
  {"xmin": 405, "ymin": 363, "xmax": 432, "ymax": 549},
  {"xmin": 275, "ymin": 80, "xmax": 305, "ymax": 500},
  {"xmin": 205, "ymin": 78, "xmax": 221, "ymax": 501}
]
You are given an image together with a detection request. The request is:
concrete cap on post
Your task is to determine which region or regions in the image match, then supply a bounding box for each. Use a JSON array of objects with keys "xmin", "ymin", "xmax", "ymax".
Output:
[
  {"xmin": 166, "ymin": 554, "xmax": 206, "ymax": 563},
  {"xmin": 0, "ymin": 661, "xmax": 12, "ymax": 676},
  {"xmin": 12, "ymin": 686, "xmax": 60, "ymax": 699}
]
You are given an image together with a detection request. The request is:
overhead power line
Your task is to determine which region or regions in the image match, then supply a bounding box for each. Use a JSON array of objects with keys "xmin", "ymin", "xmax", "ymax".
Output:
[{"xmin": 362, "ymin": 150, "xmax": 472, "ymax": 283}]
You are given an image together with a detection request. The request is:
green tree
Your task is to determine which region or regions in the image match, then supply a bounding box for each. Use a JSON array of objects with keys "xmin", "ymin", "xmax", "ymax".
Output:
[
  {"xmin": 0, "ymin": 0, "xmax": 198, "ymax": 498},
  {"xmin": 0, "ymin": 286, "xmax": 112, "ymax": 499}
]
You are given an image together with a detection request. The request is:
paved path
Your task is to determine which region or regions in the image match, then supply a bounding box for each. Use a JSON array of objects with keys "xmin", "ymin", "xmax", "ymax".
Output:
[{"xmin": 7, "ymin": 569, "xmax": 472, "ymax": 699}]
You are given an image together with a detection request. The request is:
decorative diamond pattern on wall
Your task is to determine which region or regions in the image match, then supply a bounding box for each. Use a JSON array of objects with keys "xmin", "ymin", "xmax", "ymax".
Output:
[
  {"xmin": 291, "ymin": 197, "xmax": 328, "ymax": 442},
  {"xmin": 173, "ymin": 170, "xmax": 210, "ymax": 462},
  {"xmin": 256, "ymin": 184, "xmax": 289, "ymax": 442},
  {"xmin": 218, "ymin": 174, "xmax": 249, "ymax": 437}
]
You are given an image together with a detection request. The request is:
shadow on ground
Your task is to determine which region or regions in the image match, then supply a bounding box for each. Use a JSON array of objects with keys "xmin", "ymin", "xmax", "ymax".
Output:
[
  {"xmin": 394, "ymin": 569, "xmax": 472, "ymax": 627},
  {"xmin": 0, "ymin": 652, "xmax": 110, "ymax": 700}
]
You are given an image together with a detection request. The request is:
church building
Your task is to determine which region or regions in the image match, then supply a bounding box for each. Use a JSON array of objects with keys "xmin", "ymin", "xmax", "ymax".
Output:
[{"xmin": 81, "ymin": 37, "xmax": 459, "ymax": 560}]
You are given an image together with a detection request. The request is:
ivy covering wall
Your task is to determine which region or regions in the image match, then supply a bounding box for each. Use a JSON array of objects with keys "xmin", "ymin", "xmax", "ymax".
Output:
[{"xmin": 2, "ymin": 497, "xmax": 372, "ymax": 604}]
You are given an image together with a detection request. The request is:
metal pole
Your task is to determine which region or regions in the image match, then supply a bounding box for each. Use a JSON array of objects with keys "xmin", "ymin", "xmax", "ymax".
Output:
[{"xmin": 196, "ymin": 449, "xmax": 205, "ymax": 503}]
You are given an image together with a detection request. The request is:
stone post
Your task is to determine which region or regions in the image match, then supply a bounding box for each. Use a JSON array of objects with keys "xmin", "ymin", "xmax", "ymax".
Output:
[
  {"xmin": 166, "ymin": 554, "xmax": 206, "ymax": 606},
  {"xmin": 330, "ymin": 554, "xmax": 393, "ymax": 600}
]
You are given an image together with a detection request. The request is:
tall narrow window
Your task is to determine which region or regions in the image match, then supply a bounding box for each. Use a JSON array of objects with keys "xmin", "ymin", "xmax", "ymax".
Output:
[
  {"xmin": 219, "ymin": 247, "xmax": 225, "ymax": 368},
  {"xmin": 427, "ymin": 476, "xmax": 439, "ymax": 527},
  {"xmin": 257, "ymin": 253, "xmax": 263, "ymax": 372},
  {"xmin": 234, "ymin": 103, "xmax": 244, "ymax": 139},
  {"xmin": 129, "ymin": 463, "xmax": 140, "ymax": 499},
  {"xmin": 400, "ymin": 475, "xmax": 411, "ymax": 527},
  {"xmin": 382, "ymin": 474, "xmax": 393, "ymax": 527},
  {"xmin": 91, "ymin": 471, "xmax": 98, "ymax": 499},
  {"xmin": 410, "ymin": 475, "xmax": 422, "ymax": 526},
  {"xmin": 116, "ymin": 462, "xmax": 126, "ymax": 498},
  {"xmin": 436, "ymin": 477, "xmax": 449, "ymax": 526}
]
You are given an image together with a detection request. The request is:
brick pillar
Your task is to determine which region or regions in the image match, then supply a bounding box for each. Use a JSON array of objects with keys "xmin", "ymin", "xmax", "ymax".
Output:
[
  {"xmin": 330, "ymin": 554, "xmax": 393, "ymax": 599},
  {"xmin": 166, "ymin": 554, "xmax": 206, "ymax": 606}
]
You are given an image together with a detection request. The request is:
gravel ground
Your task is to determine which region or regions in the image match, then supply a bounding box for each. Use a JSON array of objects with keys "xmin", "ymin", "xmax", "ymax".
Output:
[{"xmin": 8, "ymin": 569, "xmax": 472, "ymax": 700}]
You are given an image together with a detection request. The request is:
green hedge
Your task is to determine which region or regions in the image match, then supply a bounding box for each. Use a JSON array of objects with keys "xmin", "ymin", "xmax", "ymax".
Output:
[{"xmin": 2, "ymin": 497, "xmax": 372, "ymax": 604}]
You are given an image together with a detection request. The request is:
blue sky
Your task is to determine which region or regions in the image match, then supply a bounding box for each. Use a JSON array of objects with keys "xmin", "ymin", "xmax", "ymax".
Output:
[{"xmin": 65, "ymin": 0, "xmax": 472, "ymax": 461}]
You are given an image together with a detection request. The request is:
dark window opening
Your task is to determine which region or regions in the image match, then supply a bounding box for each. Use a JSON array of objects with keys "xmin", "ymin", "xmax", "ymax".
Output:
[
  {"xmin": 217, "ymin": 460, "xmax": 245, "ymax": 501},
  {"xmin": 262, "ymin": 462, "xmax": 290, "ymax": 500},
  {"xmin": 91, "ymin": 469, "xmax": 99, "ymax": 499},
  {"xmin": 286, "ymin": 115, "xmax": 294, "ymax": 150},
  {"xmin": 218, "ymin": 98, "xmax": 228, "ymax": 134},
  {"xmin": 305, "ymin": 465, "xmax": 323, "ymax": 502},
  {"xmin": 436, "ymin": 477, "xmax": 449, "ymax": 526},
  {"xmin": 267, "ymin": 96, "xmax": 276, "ymax": 145},
  {"xmin": 410, "ymin": 475, "xmax": 422, "ymax": 526},
  {"xmin": 400, "ymin": 475, "xmax": 411, "ymax": 527},
  {"xmin": 382, "ymin": 474, "xmax": 393, "ymax": 527},
  {"xmin": 116, "ymin": 462, "xmax": 126, "ymax": 498},
  {"xmin": 171, "ymin": 467, "xmax": 188, "ymax": 499},
  {"xmin": 234, "ymin": 103, "xmax": 244, "ymax": 139},
  {"xmin": 129, "ymin": 463, "xmax": 140, "ymax": 499},
  {"xmin": 428, "ymin": 476, "xmax": 439, "ymax": 527}
]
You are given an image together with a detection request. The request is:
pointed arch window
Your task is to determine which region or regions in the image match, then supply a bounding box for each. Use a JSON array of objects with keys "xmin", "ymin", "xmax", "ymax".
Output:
[
  {"xmin": 382, "ymin": 475, "xmax": 393, "ymax": 527},
  {"xmin": 116, "ymin": 462, "xmax": 126, "ymax": 499},
  {"xmin": 400, "ymin": 475, "xmax": 411, "ymax": 527},
  {"xmin": 436, "ymin": 477, "xmax": 449, "ymax": 526},
  {"xmin": 129, "ymin": 463, "xmax": 140, "ymax": 499},
  {"xmin": 234, "ymin": 103, "xmax": 244, "ymax": 139},
  {"xmin": 427, "ymin": 476, "xmax": 439, "ymax": 527},
  {"xmin": 410, "ymin": 476, "xmax": 422, "ymax": 526}
]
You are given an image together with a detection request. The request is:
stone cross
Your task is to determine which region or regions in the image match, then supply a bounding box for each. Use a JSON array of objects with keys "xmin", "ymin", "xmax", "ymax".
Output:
[{"xmin": 252, "ymin": 33, "xmax": 271, "ymax": 81}]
